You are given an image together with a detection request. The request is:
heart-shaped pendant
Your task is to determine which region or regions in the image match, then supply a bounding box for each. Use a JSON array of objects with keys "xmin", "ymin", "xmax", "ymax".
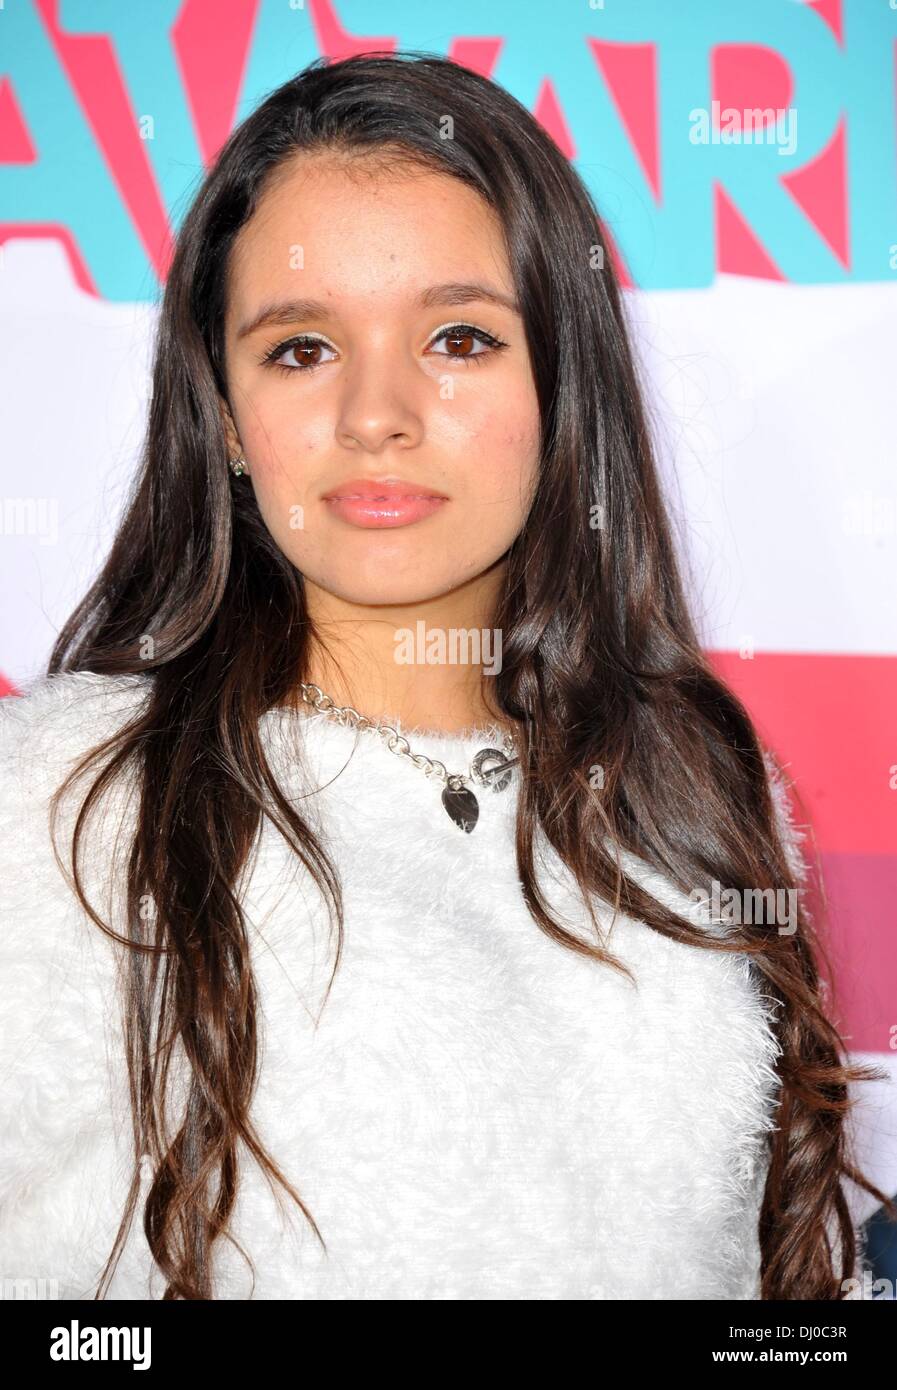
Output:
[{"xmin": 441, "ymin": 785, "xmax": 480, "ymax": 833}]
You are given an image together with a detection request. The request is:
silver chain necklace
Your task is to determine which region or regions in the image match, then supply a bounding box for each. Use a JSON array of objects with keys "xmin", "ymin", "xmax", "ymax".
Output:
[{"xmin": 297, "ymin": 682, "xmax": 519, "ymax": 834}]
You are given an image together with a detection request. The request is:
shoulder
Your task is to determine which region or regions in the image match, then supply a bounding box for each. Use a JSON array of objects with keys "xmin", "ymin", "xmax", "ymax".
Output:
[
  {"xmin": 0, "ymin": 667, "xmax": 152, "ymax": 744},
  {"xmin": 0, "ymin": 674, "xmax": 151, "ymax": 1212},
  {"xmin": 0, "ymin": 668, "xmax": 153, "ymax": 924},
  {"xmin": 0, "ymin": 665, "xmax": 151, "ymax": 918},
  {"xmin": 0, "ymin": 669, "xmax": 153, "ymax": 815},
  {"xmin": 0, "ymin": 670, "xmax": 153, "ymax": 1014},
  {"xmin": 762, "ymin": 751, "xmax": 810, "ymax": 886}
]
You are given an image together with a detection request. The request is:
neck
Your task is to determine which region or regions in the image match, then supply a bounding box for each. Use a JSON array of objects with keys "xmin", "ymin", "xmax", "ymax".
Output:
[{"xmin": 292, "ymin": 567, "xmax": 513, "ymax": 737}]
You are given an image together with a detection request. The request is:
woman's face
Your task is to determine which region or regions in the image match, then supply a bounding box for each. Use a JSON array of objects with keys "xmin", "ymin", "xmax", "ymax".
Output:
[{"xmin": 219, "ymin": 151, "xmax": 541, "ymax": 609}]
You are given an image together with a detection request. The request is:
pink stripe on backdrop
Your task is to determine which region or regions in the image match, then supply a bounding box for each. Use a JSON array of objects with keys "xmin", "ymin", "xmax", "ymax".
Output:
[
  {"xmin": 710, "ymin": 649, "xmax": 896, "ymax": 1054},
  {"xmin": 709, "ymin": 651, "xmax": 897, "ymax": 857},
  {"xmin": 818, "ymin": 852, "xmax": 897, "ymax": 1055}
]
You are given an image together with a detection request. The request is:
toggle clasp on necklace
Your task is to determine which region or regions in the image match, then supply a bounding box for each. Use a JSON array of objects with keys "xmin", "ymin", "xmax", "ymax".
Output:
[{"xmin": 470, "ymin": 747, "xmax": 516, "ymax": 793}]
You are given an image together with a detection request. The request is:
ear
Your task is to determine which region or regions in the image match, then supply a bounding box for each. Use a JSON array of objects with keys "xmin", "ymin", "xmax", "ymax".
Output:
[{"xmin": 218, "ymin": 396, "xmax": 241, "ymax": 460}]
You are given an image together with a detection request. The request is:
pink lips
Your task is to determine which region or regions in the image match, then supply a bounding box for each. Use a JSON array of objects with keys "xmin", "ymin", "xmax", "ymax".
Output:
[{"xmin": 321, "ymin": 478, "xmax": 449, "ymax": 530}]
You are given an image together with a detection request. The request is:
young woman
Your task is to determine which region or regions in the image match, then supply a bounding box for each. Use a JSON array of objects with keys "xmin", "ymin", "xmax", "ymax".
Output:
[{"xmin": 0, "ymin": 52, "xmax": 892, "ymax": 1302}]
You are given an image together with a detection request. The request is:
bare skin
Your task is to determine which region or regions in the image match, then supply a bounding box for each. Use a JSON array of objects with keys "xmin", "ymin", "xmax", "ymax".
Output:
[{"xmin": 219, "ymin": 150, "xmax": 541, "ymax": 734}]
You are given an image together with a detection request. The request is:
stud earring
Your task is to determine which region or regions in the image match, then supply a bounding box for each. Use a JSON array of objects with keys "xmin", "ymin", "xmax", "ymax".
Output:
[{"xmin": 229, "ymin": 456, "xmax": 249, "ymax": 477}]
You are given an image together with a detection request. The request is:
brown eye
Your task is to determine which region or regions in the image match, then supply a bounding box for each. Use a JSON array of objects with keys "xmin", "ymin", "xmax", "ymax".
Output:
[
  {"xmin": 429, "ymin": 324, "xmax": 506, "ymax": 361},
  {"xmin": 444, "ymin": 331, "xmax": 475, "ymax": 356},
  {"xmin": 289, "ymin": 341, "xmax": 323, "ymax": 367},
  {"xmin": 266, "ymin": 336, "xmax": 338, "ymax": 372}
]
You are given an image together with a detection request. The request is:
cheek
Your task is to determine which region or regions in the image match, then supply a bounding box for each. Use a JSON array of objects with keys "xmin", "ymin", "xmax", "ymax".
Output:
[
  {"xmin": 469, "ymin": 412, "xmax": 540, "ymax": 507},
  {"xmin": 448, "ymin": 377, "xmax": 539, "ymax": 460},
  {"xmin": 238, "ymin": 412, "xmax": 321, "ymax": 488},
  {"xmin": 235, "ymin": 375, "xmax": 320, "ymax": 453}
]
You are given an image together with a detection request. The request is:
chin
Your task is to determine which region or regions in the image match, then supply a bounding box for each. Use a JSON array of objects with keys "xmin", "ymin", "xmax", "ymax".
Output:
[{"xmin": 312, "ymin": 574, "xmax": 464, "ymax": 607}]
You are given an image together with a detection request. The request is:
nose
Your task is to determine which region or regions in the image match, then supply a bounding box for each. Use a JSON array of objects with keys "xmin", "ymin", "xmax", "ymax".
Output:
[{"xmin": 334, "ymin": 344, "xmax": 426, "ymax": 454}]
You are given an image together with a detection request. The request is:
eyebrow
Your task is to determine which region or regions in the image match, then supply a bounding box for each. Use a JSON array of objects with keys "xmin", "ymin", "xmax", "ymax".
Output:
[{"xmin": 236, "ymin": 281, "xmax": 521, "ymax": 340}]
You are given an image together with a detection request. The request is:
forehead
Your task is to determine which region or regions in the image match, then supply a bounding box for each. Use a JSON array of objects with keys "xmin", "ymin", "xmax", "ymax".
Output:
[{"xmin": 225, "ymin": 152, "xmax": 512, "ymax": 318}]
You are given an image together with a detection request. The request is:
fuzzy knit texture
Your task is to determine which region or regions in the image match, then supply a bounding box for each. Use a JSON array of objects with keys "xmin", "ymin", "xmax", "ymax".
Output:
[{"xmin": 0, "ymin": 668, "xmax": 844, "ymax": 1300}]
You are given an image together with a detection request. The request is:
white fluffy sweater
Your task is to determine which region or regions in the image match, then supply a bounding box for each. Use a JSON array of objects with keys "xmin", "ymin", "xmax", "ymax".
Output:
[{"xmin": 0, "ymin": 670, "xmax": 811, "ymax": 1300}]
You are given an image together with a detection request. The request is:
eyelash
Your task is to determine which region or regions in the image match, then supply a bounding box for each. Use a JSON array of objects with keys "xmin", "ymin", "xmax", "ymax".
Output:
[{"xmin": 258, "ymin": 323, "xmax": 510, "ymax": 375}]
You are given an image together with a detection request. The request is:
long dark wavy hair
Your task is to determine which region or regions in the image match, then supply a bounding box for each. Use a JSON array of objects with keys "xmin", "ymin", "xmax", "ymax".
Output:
[{"xmin": 46, "ymin": 51, "xmax": 894, "ymax": 1300}]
